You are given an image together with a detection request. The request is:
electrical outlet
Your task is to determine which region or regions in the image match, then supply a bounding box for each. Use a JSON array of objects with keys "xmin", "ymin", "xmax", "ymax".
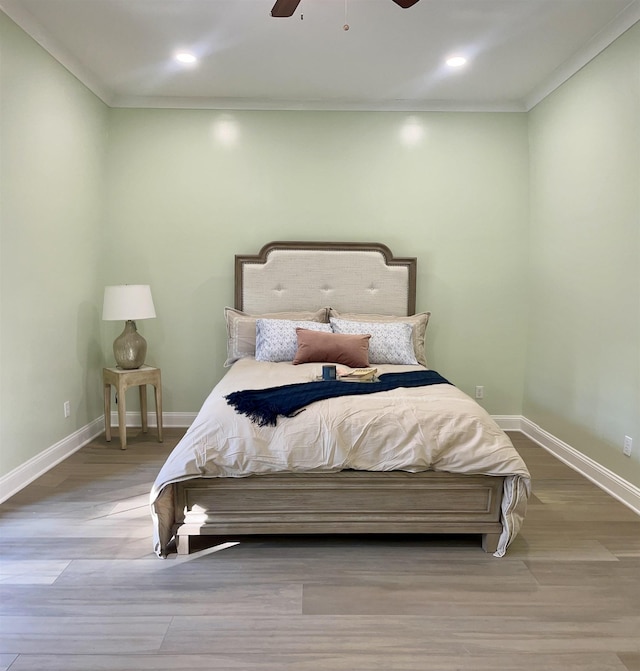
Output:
[
  {"xmin": 63, "ymin": 401, "xmax": 71, "ymax": 418},
  {"xmin": 623, "ymin": 436, "xmax": 633, "ymax": 457},
  {"xmin": 475, "ymin": 386, "xmax": 484, "ymax": 399}
]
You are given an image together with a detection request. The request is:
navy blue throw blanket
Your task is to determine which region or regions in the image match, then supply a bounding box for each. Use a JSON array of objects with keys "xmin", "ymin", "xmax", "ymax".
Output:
[{"xmin": 225, "ymin": 370, "xmax": 451, "ymax": 427}]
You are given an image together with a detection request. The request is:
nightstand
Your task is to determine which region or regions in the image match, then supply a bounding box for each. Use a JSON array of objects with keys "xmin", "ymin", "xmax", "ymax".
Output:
[{"xmin": 103, "ymin": 365, "xmax": 163, "ymax": 450}]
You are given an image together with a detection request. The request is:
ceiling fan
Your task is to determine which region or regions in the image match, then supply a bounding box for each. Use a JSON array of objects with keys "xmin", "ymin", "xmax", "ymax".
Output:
[{"xmin": 271, "ymin": 0, "xmax": 420, "ymax": 18}]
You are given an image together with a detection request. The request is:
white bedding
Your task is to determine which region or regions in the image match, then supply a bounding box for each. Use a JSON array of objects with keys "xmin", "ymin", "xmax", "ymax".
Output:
[{"xmin": 150, "ymin": 359, "xmax": 531, "ymax": 557}]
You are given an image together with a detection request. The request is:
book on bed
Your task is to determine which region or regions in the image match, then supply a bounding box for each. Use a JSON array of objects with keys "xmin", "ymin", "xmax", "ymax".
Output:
[{"xmin": 339, "ymin": 367, "xmax": 377, "ymax": 381}]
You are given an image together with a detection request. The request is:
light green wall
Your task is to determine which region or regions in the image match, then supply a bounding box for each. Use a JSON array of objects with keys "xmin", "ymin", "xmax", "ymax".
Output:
[
  {"xmin": 104, "ymin": 110, "xmax": 528, "ymax": 413},
  {"xmin": 2, "ymin": 9, "xmax": 638, "ymax": 494},
  {"xmin": 0, "ymin": 12, "xmax": 109, "ymax": 476},
  {"xmin": 525, "ymin": 22, "xmax": 640, "ymax": 486}
]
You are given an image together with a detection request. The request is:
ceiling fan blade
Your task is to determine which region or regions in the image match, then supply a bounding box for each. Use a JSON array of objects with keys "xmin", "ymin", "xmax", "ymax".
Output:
[
  {"xmin": 271, "ymin": 0, "xmax": 302, "ymax": 17},
  {"xmin": 392, "ymin": 0, "xmax": 421, "ymax": 7}
]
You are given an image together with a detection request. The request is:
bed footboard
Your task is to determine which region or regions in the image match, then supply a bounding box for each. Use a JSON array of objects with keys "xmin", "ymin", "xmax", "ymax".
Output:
[{"xmin": 173, "ymin": 471, "xmax": 504, "ymax": 554}]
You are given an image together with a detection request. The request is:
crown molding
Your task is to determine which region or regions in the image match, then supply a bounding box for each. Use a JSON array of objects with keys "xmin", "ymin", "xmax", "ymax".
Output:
[
  {"xmin": 1, "ymin": 1, "xmax": 114, "ymax": 106},
  {"xmin": 110, "ymin": 95, "xmax": 526, "ymax": 113},
  {"xmin": 526, "ymin": 2, "xmax": 640, "ymax": 110}
]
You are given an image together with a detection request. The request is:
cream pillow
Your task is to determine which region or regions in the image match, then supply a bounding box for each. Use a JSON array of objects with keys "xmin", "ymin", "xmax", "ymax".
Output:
[
  {"xmin": 224, "ymin": 307, "xmax": 328, "ymax": 367},
  {"xmin": 328, "ymin": 309, "xmax": 430, "ymax": 367}
]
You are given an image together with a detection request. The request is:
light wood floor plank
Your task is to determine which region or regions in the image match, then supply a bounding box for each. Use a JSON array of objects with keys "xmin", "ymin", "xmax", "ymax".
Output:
[
  {"xmin": 0, "ymin": 583, "xmax": 302, "ymax": 616},
  {"xmin": 0, "ymin": 653, "xmax": 17, "ymax": 671},
  {"xmin": 158, "ymin": 614, "xmax": 640, "ymax": 656},
  {"xmin": 4, "ymin": 652, "xmax": 630, "ymax": 671},
  {"xmin": 618, "ymin": 652, "xmax": 640, "ymax": 671},
  {"xmin": 0, "ymin": 616, "xmax": 172, "ymax": 655}
]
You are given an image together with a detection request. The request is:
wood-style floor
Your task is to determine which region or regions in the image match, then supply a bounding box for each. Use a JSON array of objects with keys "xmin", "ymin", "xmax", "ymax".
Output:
[{"xmin": 0, "ymin": 430, "xmax": 639, "ymax": 671}]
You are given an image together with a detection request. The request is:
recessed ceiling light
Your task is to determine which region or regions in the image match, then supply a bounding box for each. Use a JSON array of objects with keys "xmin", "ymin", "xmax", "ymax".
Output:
[
  {"xmin": 446, "ymin": 56, "xmax": 467, "ymax": 68},
  {"xmin": 175, "ymin": 51, "xmax": 198, "ymax": 65}
]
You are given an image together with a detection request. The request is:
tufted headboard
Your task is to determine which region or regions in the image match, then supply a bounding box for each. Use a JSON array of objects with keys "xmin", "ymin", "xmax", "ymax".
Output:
[{"xmin": 235, "ymin": 241, "xmax": 416, "ymax": 316}]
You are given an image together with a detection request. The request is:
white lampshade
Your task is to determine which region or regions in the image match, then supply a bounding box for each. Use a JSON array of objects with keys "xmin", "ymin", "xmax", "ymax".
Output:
[{"xmin": 102, "ymin": 285, "xmax": 156, "ymax": 321}]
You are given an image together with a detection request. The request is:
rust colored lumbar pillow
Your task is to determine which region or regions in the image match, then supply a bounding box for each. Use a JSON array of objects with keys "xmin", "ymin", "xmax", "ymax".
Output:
[{"xmin": 293, "ymin": 328, "xmax": 371, "ymax": 367}]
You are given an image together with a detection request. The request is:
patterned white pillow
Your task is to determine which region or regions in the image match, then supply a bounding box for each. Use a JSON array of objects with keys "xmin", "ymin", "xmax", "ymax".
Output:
[
  {"xmin": 330, "ymin": 318, "xmax": 418, "ymax": 365},
  {"xmin": 256, "ymin": 319, "xmax": 332, "ymax": 362},
  {"xmin": 328, "ymin": 308, "xmax": 430, "ymax": 367}
]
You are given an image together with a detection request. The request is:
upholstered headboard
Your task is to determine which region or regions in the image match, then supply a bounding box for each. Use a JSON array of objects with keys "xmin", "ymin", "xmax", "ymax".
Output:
[{"xmin": 235, "ymin": 241, "xmax": 416, "ymax": 316}]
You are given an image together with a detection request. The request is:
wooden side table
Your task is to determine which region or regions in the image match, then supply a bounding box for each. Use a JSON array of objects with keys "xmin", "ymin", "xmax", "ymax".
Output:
[{"xmin": 103, "ymin": 365, "xmax": 163, "ymax": 450}]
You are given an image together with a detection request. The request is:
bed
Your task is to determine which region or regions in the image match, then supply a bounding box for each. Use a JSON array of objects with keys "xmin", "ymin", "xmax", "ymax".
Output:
[{"xmin": 151, "ymin": 241, "xmax": 530, "ymax": 558}]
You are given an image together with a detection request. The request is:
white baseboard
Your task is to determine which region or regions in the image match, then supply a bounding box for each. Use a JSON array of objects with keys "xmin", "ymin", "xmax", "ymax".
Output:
[
  {"xmin": 3, "ymin": 413, "xmax": 639, "ymax": 517},
  {"xmin": 0, "ymin": 413, "xmax": 195, "ymax": 505},
  {"xmin": 519, "ymin": 417, "xmax": 640, "ymax": 516},
  {"xmin": 492, "ymin": 415, "xmax": 523, "ymax": 432},
  {"xmin": 0, "ymin": 418, "xmax": 104, "ymax": 504}
]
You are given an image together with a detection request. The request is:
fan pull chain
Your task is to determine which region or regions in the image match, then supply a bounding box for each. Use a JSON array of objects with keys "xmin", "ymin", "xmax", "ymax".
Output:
[{"xmin": 343, "ymin": 0, "xmax": 350, "ymax": 30}]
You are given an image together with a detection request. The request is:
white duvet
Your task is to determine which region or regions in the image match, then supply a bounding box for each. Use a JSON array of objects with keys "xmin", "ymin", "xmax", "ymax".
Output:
[{"xmin": 151, "ymin": 359, "xmax": 531, "ymax": 557}]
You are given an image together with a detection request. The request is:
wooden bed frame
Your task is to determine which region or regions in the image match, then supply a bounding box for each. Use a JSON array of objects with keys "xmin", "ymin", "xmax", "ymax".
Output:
[{"xmin": 172, "ymin": 242, "xmax": 505, "ymax": 555}]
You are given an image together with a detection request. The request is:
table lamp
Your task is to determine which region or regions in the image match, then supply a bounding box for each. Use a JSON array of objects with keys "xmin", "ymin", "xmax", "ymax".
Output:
[{"xmin": 102, "ymin": 284, "xmax": 156, "ymax": 369}]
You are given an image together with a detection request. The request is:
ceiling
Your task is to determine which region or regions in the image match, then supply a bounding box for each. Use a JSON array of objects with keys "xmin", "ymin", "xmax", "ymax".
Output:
[{"xmin": 2, "ymin": 0, "xmax": 639, "ymax": 112}]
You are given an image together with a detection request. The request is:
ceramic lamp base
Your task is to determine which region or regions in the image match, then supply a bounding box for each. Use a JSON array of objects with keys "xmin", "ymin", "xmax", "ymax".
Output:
[{"xmin": 113, "ymin": 320, "xmax": 147, "ymax": 369}]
